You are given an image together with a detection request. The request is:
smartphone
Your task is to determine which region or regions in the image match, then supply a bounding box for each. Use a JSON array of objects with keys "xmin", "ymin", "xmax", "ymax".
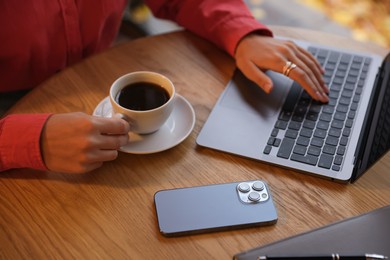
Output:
[{"xmin": 154, "ymin": 180, "xmax": 278, "ymax": 237}]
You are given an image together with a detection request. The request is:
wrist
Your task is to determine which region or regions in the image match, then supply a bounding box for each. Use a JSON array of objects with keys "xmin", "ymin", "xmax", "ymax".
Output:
[{"xmin": 235, "ymin": 30, "xmax": 273, "ymax": 57}]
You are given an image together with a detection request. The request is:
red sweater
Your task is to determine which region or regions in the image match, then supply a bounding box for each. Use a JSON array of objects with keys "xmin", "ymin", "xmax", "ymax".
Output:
[{"xmin": 0, "ymin": 0, "xmax": 272, "ymax": 171}]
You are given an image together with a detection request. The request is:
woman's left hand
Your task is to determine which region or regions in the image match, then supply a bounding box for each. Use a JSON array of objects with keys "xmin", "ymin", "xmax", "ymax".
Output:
[{"xmin": 234, "ymin": 34, "xmax": 329, "ymax": 103}]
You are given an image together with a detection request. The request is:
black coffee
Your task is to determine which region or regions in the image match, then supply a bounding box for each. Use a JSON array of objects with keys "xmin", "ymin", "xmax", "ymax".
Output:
[{"xmin": 116, "ymin": 82, "xmax": 170, "ymax": 111}]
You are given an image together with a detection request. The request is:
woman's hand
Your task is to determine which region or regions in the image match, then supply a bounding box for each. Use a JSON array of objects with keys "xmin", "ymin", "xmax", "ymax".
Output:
[
  {"xmin": 235, "ymin": 34, "xmax": 329, "ymax": 103},
  {"xmin": 41, "ymin": 112, "xmax": 130, "ymax": 174}
]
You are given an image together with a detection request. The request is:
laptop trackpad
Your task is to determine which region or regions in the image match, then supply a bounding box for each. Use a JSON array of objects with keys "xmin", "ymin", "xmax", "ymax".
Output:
[{"xmin": 220, "ymin": 70, "xmax": 289, "ymax": 118}]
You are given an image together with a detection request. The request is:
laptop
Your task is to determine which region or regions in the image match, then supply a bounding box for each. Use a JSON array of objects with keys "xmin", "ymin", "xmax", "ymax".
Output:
[
  {"xmin": 234, "ymin": 205, "xmax": 390, "ymax": 259},
  {"xmin": 196, "ymin": 38, "xmax": 390, "ymax": 183}
]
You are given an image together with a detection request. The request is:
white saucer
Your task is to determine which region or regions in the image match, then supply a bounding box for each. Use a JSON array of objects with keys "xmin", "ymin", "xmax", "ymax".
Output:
[{"xmin": 93, "ymin": 94, "xmax": 195, "ymax": 154}]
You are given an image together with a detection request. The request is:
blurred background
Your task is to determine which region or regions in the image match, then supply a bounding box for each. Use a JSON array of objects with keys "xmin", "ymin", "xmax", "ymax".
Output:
[
  {"xmin": 300, "ymin": 0, "xmax": 389, "ymax": 47},
  {"xmin": 118, "ymin": 0, "xmax": 390, "ymax": 48}
]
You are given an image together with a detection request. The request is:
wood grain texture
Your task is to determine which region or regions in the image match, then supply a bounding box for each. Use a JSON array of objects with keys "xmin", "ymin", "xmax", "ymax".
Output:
[{"xmin": 2, "ymin": 27, "xmax": 390, "ymax": 259}]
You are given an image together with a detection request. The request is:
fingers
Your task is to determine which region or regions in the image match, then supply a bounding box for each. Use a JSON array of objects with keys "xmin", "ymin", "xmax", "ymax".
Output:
[
  {"xmin": 68, "ymin": 143, "xmax": 123, "ymax": 174},
  {"xmin": 98, "ymin": 134, "xmax": 129, "ymax": 150},
  {"xmin": 77, "ymin": 162, "xmax": 104, "ymax": 174},
  {"xmin": 298, "ymin": 46, "xmax": 326, "ymax": 79},
  {"xmin": 94, "ymin": 117, "xmax": 130, "ymax": 135},
  {"xmin": 293, "ymin": 46, "xmax": 328, "ymax": 92},
  {"xmin": 234, "ymin": 35, "xmax": 329, "ymax": 103},
  {"xmin": 240, "ymin": 59, "xmax": 274, "ymax": 93},
  {"xmin": 86, "ymin": 150, "xmax": 120, "ymax": 164},
  {"xmin": 76, "ymin": 150, "xmax": 120, "ymax": 173},
  {"xmin": 280, "ymin": 42, "xmax": 329, "ymax": 103},
  {"xmin": 285, "ymin": 60, "xmax": 329, "ymax": 103},
  {"xmin": 92, "ymin": 116, "xmax": 130, "ymax": 149}
]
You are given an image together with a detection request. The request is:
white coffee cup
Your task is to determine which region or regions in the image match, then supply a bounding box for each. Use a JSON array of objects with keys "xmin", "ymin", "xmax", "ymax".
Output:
[{"xmin": 109, "ymin": 71, "xmax": 176, "ymax": 134}]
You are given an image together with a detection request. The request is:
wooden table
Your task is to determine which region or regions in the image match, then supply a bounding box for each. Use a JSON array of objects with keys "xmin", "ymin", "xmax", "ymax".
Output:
[{"xmin": 2, "ymin": 26, "xmax": 390, "ymax": 259}]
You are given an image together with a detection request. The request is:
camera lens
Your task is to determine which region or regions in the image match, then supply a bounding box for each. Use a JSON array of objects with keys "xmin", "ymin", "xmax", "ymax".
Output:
[
  {"xmin": 252, "ymin": 181, "xmax": 264, "ymax": 191},
  {"xmin": 238, "ymin": 183, "xmax": 250, "ymax": 193},
  {"xmin": 248, "ymin": 192, "xmax": 261, "ymax": 202}
]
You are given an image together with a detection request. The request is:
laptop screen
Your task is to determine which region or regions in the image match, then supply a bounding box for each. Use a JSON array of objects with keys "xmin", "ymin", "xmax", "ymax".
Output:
[{"xmin": 353, "ymin": 52, "xmax": 390, "ymax": 182}]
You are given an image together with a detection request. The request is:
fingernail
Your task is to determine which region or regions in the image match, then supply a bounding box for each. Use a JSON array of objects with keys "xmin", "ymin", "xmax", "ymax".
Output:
[
  {"xmin": 324, "ymin": 84, "xmax": 330, "ymax": 93},
  {"xmin": 316, "ymin": 91, "xmax": 321, "ymax": 99},
  {"xmin": 321, "ymin": 92, "xmax": 329, "ymax": 102},
  {"xmin": 323, "ymin": 94, "xmax": 329, "ymax": 102}
]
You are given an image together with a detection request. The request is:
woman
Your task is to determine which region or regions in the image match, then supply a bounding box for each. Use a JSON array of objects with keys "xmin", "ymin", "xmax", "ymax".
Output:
[{"xmin": 0, "ymin": 0, "xmax": 327, "ymax": 173}]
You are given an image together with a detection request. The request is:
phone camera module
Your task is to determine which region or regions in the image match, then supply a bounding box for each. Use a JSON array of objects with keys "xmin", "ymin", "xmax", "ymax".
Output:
[{"xmin": 236, "ymin": 180, "xmax": 269, "ymax": 204}]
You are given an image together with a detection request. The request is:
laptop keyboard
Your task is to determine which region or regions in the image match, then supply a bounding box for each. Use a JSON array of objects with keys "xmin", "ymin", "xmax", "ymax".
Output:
[{"xmin": 263, "ymin": 46, "xmax": 372, "ymax": 171}]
